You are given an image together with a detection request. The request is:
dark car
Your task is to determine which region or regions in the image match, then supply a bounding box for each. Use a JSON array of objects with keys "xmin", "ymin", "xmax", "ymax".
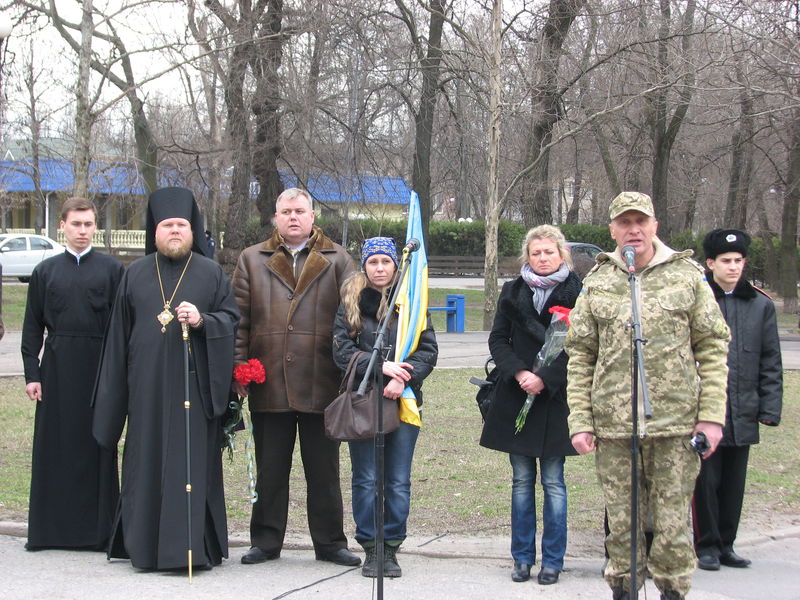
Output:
[{"xmin": 566, "ymin": 241, "xmax": 603, "ymax": 280}]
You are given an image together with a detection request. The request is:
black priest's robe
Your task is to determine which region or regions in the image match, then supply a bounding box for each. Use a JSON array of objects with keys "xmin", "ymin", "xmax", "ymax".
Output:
[
  {"xmin": 22, "ymin": 250, "xmax": 124, "ymax": 550},
  {"xmin": 92, "ymin": 251, "xmax": 239, "ymax": 570}
]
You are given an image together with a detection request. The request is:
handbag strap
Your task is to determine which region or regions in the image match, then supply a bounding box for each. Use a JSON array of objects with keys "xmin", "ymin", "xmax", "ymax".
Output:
[{"xmin": 341, "ymin": 350, "xmax": 364, "ymax": 393}]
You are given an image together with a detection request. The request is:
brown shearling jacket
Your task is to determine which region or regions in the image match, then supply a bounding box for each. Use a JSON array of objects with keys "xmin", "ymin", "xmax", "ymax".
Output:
[{"xmin": 233, "ymin": 225, "xmax": 356, "ymax": 413}]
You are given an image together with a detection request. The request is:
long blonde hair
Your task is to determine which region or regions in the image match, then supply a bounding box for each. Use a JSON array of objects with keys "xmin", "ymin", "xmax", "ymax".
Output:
[
  {"xmin": 518, "ymin": 224, "xmax": 573, "ymax": 269},
  {"xmin": 340, "ymin": 272, "xmax": 395, "ymax": 337}
]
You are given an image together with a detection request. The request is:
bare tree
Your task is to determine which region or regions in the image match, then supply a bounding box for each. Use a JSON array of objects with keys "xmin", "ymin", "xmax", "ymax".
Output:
[
  {"xmin": 23, "ymin": 0, "xmax": 161, "ymax": 193},
  {"xmin": 72, "ymin": 0, "xmax": 95, "ymax": 198},
  {"xmin": 518, "ymin": 0, "xmax": 586, "ymax": 228},
  {"xmin": 396, "ymin": 0, "xmax": 447, "ymax": 237}
]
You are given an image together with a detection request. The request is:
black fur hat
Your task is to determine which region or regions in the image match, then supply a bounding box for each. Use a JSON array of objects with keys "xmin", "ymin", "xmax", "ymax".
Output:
[{"xmin": 702, "ymin": 229, "xmax": 751, "ymax": 260}]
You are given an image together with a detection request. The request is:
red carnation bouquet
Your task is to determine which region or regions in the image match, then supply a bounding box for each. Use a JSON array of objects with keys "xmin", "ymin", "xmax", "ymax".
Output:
[
  {"xmin": 514, "ymin": 306, "xmax": 572, "ymax": 434},
  {"xmin": 224, "ymin": 360, "xmax": 266, "ymax": 451},
  {"xmin": 225, "ymin": 359, "xmax": 266, "ymax": 503},
  {"xmin": 233, "ymin": 359, "xmax": 267, "ymax": 387}
]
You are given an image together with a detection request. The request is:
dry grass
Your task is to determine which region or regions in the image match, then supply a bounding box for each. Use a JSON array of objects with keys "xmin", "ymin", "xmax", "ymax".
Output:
[{"xmin": 1, "ymin": 371, "xmax": 797, "ymax": 545}]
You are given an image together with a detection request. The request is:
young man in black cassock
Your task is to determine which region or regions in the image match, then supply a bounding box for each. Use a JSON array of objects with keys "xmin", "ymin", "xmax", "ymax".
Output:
[
  {"xmin": 22, "ymin": 197, "xmax": 124, "ymax": 551},
  {"xmin": 92, "ymin": 187, "xmax": 239, "ymax": 571}
]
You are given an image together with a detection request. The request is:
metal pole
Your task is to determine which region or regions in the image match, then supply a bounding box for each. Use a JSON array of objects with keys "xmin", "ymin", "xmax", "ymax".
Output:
[
  {"xmin": 627, "ymin": 270, "xmax": 652, "ymax": 599},
  {"xmin": 182, "ymin": 322, "xmax": 193, "ymax": 582}
]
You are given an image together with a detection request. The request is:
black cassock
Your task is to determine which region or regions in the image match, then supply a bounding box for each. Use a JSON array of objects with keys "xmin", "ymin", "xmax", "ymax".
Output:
[
  {"xmin": 92, "ymin": 251, "xmax": 239, "ymax": 570},
  {"xmin": 21, "ymin": 250, "xmax": 124, "ymax": 550}
]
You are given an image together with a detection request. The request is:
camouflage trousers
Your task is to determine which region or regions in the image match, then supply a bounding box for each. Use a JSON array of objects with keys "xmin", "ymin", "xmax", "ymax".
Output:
[{"xmin": 596, "ymin": 436, "xmax": 700, "ymax": 597}]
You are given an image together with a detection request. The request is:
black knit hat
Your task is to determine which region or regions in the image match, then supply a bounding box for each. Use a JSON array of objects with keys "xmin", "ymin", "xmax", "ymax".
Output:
[
  {"xmin": 145, "ymin": 187, "xmax": 209, "ymax": 256},
  {"xmin": 702, "ymin": 229, "xmax": 751, "ymax": 260}
]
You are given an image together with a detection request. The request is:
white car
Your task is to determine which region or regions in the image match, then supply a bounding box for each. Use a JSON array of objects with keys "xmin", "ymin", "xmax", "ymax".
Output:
[{"xmin": 0, "ymin": 233, "xmax": 65, "ymax": 282}]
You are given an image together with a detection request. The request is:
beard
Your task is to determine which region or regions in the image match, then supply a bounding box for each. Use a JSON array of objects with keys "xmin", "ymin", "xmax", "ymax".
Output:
[{"xmin": 157, "ymin": 236, "xmax": 193, "ymax": 259}]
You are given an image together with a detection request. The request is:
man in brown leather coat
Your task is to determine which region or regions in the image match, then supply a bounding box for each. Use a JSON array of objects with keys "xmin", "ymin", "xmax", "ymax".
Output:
[{"xmin": 233, "ymin": 187, "xmax": 358, "ymax": 566}]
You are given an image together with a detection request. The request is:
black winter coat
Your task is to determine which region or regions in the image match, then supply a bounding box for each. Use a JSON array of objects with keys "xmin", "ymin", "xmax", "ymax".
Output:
[
  {"xmin": 707, "ymin": 276, "xmax": 782, "ymax": 446},
  {"xmin": 332, "ymin": 287, "xmax": 439, "ymax": 405},
  {"xmin": 480, "ymin": 273, "xmax": 581, "ymax": 458}
]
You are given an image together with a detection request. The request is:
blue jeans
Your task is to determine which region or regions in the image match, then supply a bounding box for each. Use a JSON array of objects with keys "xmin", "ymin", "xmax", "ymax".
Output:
[
  {"xmin": 509, "ymin": 454, "xmax": 567, "ymax": 570},
  {"xmin": 348, "ymin": 421, "xmax": 420, "ymax": 544}
]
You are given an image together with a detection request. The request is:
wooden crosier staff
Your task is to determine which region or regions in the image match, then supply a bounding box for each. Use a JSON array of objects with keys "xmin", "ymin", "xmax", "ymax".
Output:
[{"xmin": 182, "ymin": 321, "xmax": 193, "ymax": 582}]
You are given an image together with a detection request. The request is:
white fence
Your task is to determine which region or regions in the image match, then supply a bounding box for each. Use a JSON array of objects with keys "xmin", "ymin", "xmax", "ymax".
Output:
[{"xmin": 7, "ymin": 229, "xmax": 224, "ymax": 249}]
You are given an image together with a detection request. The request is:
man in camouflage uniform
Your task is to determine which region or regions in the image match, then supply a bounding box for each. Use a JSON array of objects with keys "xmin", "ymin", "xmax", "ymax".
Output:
[{"xmin": 566, "ymin": 192, "xmax": 730, "ymax": 600}]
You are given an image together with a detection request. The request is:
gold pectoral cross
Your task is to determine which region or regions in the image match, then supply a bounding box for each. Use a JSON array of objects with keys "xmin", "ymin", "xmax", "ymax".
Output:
[{"xmin": 157, "ymin": 303, "xmax": 174, "ymax": 333}]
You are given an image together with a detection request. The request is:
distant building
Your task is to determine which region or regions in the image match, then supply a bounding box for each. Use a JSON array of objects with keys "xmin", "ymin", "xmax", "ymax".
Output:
[{"xmin": 1, "ymin": 144, "xmax": 412, "ymax": 237}]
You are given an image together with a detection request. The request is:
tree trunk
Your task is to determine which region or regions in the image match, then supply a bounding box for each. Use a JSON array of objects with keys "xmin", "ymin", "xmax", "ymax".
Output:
[
  {"xmin": 756, "ymin": 197, "xmax": 779, "ymax": 290},
  {"xmin": 518, "ymin": 0, "xmax": 586, "ymax": 229},
  {"xmin": 73, "ymin": 0, "xmax": 94, "ymax": 200},
  {"xmin": 217, "ymin": 41, "xmax": 253, "ymax": 277},
  {"xmin": 483, "ymin": 0, "xmax": 503, "ymax": 331},
  {"xmin": 300, "ymin": 30, "xmax": 325, "ymax": 185},
  {"xmin": 24, "ymin": 43, "xmax": 46, "ymax": 233},
  {"xmin": 594, "ymin": 124, "xmax": 622, "ymax": 198},
  {"xmin": 408, "ymin": 0, "xmax": 446, "ymax": 240},
  {"xmin": 565, "ymin": 171, "xmax": 581, "ymax": 223},
  {"xmin": 649, "ymin": 0, "xmax": 696, "ymax": 238},
  {"xmin": 252, "ymin": 0, "xmax": 285, "ymax": 227},
  {"xmin": 724, "ymin": 71, "xmax": 753, "ymax": 230},
  {"xmin": 455, "ymin": 77, "xmax": 470, "ymax": 219},
  {"xmin": 779, "ymin": 109, "xmax": 799, "ymax": 315},
  {"xmin": 682, "ymin": 182, "xmax": 697, "ymax": 232}
]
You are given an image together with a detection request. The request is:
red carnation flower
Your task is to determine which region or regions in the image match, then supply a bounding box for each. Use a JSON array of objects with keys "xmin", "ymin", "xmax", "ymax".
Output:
[
  {"xmin": 549, "ymin": 305, "xmax": 572, "ymax": 327},
  {"xmin": 233, "ymin": 359, "xmax": 266, "ymax": 386}
]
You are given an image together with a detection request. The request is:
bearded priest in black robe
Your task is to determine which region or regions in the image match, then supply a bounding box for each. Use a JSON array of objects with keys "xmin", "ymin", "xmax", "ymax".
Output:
[{"xmin": 92, "ymin": 187, "xmax": 240, "ymax": 570}]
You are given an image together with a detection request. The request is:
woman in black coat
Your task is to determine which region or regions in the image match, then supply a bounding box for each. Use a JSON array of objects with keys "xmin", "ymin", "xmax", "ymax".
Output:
[{"xmin": 479, "ymin": 224, "xmax": 581, "ymax": 586}]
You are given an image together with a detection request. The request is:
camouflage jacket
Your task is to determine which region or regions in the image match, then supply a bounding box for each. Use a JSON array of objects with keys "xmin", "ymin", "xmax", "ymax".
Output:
[{"xmin": 566, "ymin": 238, "xmax": 730, "ymax": 439}]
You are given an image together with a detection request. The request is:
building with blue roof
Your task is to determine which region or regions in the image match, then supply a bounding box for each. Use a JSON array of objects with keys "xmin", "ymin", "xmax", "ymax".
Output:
[{"xmin": 0, "ymin": 152, "xmax": 411, "ymax": 234}]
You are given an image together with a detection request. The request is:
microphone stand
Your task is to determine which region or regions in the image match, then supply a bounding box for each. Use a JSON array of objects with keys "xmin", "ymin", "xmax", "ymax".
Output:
[
  {"xmin": 356, "ymin": 249, "xmax": 414, "ymax": 600},
  {"xmin": 626, "ymin": 265, "xmax": 652, "ymax": 600}
]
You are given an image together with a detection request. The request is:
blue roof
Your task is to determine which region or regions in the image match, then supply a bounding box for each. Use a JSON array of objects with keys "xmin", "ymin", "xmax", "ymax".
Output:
[
  {"xmin": 0, "ymin": 158, "xmax": 411, "ymax": 205},
  {"xmin": 0, "ymin": 158, "xmax": 179, "ymax": 195},
  {"xmin": 281, "ymin": 172, "xmax": 410, "ymax": 205}
]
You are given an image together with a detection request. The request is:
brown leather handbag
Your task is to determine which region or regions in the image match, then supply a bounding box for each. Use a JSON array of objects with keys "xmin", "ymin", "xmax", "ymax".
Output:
[{"xmin": 324, "ymin": 351, "xmax": 401, "ymax": 442}]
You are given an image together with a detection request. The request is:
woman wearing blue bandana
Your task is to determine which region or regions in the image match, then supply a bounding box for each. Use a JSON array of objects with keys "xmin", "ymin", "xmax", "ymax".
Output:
[
  {"xmin": 479, "ymin": 225, "xmax": 581, "ymax": 585},
  {"xmin": 332, "ymin": 237, "xmax": 438, "ymax": 578}
]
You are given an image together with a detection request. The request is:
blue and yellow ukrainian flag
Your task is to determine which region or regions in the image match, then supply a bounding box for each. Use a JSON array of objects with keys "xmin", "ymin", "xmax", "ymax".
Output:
[{"xmin": 394, "ymin": 191, "xmax": 428, "ymax": 427}]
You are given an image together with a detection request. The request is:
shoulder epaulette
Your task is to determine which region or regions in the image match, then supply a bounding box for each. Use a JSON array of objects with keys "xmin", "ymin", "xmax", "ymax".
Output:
[{"xmin": 752, "ymin": 284, "xmax": 773, "ymax": 300}]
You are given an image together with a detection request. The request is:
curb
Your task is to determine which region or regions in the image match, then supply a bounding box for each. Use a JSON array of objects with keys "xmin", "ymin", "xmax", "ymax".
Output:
[{"xmin": 4, "ymin": 520, "xmax": 799, "ymax": 560}]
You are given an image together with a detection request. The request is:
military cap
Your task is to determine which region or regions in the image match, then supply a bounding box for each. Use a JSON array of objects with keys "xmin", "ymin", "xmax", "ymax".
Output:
[
  {"xmin": 702, "ymin": 228, "xmax": 751, "ymax": 260},
  {"xmin": 608, "ymin": 191, "xmax": 655, "ymax": 220}
]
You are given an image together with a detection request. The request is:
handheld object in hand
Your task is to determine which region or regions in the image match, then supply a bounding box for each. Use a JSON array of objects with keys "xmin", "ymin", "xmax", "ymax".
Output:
[{"xmin": 690, "ymin": 431, "xmax": 710, "ymax": 457}]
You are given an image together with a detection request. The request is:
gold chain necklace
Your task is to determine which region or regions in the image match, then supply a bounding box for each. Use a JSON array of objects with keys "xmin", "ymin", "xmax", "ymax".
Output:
[{"xmin": 155, "ymin": 252, "xmax": 193, "ymax": 333}]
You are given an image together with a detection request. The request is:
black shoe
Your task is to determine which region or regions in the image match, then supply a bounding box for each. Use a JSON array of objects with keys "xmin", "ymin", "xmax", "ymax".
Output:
[
  {"xmin": 241, "ymin": 546, "xmax": 280, "ymax": 564},
  {"xmin": 660, "ymin": 591, "xmax": 684, "ymax": 600},
  {"xmin": 316, "ymin": 547, "xmax": 362, "ymax": 566},
  {"xmin": 383, "ymin": 544, "xmax": 402, "ymax": 578},
  {"xmin": 719, "ymin": 550, "xmax": 751, "ymax": 568},
  {"xmin": 696, "ymin": 554, "xmax": 720, "ymax": 571},
  {"xmin": 511, "ymin": 562, "xmax": 532, "ymax": 582},
  {"xmin": 537, "ymin": 567, "xmax": 559, "ymax": 585},
  {"xmin": 361, "ymin": 547, "xmax": 378, "ymax": 578}
]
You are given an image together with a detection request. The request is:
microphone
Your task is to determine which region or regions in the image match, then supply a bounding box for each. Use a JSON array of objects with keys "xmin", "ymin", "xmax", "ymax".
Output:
[
  {"xmin": 621, "ymin": 244, "xmax": 636, "ymax": 273},
  {"xmin": 402, "ymin": 238, "xmax": 421, "ymax": 253}
]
